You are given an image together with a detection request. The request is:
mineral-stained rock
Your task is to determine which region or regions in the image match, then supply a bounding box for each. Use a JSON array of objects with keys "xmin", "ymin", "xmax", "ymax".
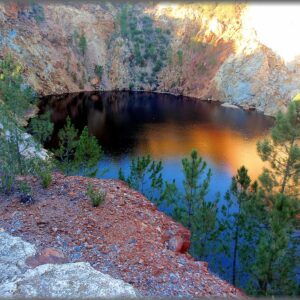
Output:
[
  {"xmin": 0, "ymin": 232, "xmax": 36, "ymax": 283},
  {"xmin": 0, "ymin": 2, "xmax": 299, "ymax": 115},
  {"xmin": 26, "ymin": 247, "xmax": 67, "ymax": 268},
  {"xmin": 0, "ymin": 262, "xmax": 137, "ymax": 298}
]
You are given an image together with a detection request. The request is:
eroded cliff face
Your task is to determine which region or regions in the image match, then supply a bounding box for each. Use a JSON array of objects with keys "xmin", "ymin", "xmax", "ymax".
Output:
[{"xmin": 0, "ymin": 1, "xmax": 299, "ymax": 115}]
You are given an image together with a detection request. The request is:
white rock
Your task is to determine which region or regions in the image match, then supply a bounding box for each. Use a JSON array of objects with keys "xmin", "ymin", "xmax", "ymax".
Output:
[
  {"xmin": 0, "ymin": 232, "xmax": 36, "ymax": 284},
  {"xmin": 0, "ymin": 262, "xmax": 137, "ymax": 298},
  {"xmin": 221, "ymin": 103, "xmax": 240, "ymax": 109}
]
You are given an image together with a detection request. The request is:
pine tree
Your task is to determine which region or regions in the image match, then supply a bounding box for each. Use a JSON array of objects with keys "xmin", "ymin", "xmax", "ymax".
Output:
[
  {"xmin": 53, "ymin": 116, "xmax": 79, "ymax": 175},
  {"xmin": 174, "ymin": 150, "xmax": 220, "ymax": 260},
  {"xmin": 181, "ymin": 150, "xmax": 212, "ymax": 230},
  {"xmin": 257, "ymin": 101, "xmax": 300, "ymax": 197},
  {"xmin": 250, "ymin": 192, "xmax": 299, "ymax": 295},
  {"xmin": 29, "ymin": 111, "xmax": 54, "ymax": 144},
  {"xmin": 74, "ymin": 126, "xmax": 103, "ymax": 177},
  {"xmin": 118, "ymin": 155, "xmax": 163, "ymax": 204},
  {"xmin": 222, "ymin": 167, "xmax": 262, "ymax": 286},
  {"xmin": 0, "ymin": 55, "xmax": 46, "ymax": 193}
]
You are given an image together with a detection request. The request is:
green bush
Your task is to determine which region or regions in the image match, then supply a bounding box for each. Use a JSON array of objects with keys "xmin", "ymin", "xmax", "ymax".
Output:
[
  {"xmin": 94, "ymin": 65, "xmax": 103, "ymax": 79},
  {"xmin": 71, "ymin": 72, "xmax": 77, "ymax": 83},
  {"xmin": 78, "ymin": 34, "xmax": 87, "ymax": 56},
  {"xmin": 40, "ymin": 170, "xmax": 52, "ymax": 189},
  {"xmin": 19, "ymin": 181, "xmax": 31, "ymax": 194},
  {"xmin": 32, "ymin": 4, "xmax": 45, "ymax": 23},
  {"xmin": 153, "ymin": 60, "xmax": 163, "ymax": 73},
  {"xmin": 177, "ymin": 50, "xmax": 183, "ymax": 66},
  {"xmin": 119, "ymin": 6, "xmax": 128, "ymax": 37},
  {"xmin": 86, "ymin": 183, "xmax": 106, "ymax": 207}
]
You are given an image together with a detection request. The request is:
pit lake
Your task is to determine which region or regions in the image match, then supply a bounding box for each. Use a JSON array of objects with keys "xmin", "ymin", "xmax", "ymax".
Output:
[
  {"xmin": 39, "ymin": 91, "xmax": 274, "ymax": 284},
  {"xmin": 40, "ymin": 91, "xmax": 273, "ymax": 193}
]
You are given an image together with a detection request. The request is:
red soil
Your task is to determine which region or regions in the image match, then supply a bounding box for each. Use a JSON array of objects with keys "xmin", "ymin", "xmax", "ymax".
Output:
[{"xmin": 0, "ymin": 173, "xmax": 243, "ymax": 297}]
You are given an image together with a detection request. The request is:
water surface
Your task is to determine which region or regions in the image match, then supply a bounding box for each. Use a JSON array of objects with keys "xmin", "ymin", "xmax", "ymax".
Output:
[{"xmin": 41, "ymin": 91, "xmax": 273, "ymax": 200}]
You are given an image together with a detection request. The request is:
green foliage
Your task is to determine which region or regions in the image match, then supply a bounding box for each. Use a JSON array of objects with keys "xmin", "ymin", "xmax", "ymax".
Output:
[
  {"xmin": 79, "ymin": 81, "xmax": 84, "ymax": 90},
  {"xmin": 118, "ymin": 155, "xmax": 163, "ymax": 204},
  {"xmin": 40, "ymin": 169, "xmax": 52, "ymax": 189},
  {"xmin": 73, "ymin": 30, "xmax": 87, "ymax": 56},
  {"xmin": 86, "ymin": 183, "xmax": 106, "ymax": 207},
  {"xmin": 53, "ymin": 117, "xmax": 79, "ymax": 175},
  {"xmin": 74, "ymin": 127, "xmax": 103, "ymax": 177},
  {"xmin": 78, "ymin": 34, "xmax": 87, "ymax": 56},
  {"xmin": 0, "ymin": 55, "xmax": 37, "ymax": 120},
  {"xmin": 29, "ymin": 111, "xmax": 53, "ymax": 144},
  {"xmin": 257, "ymin": 102, "xmax": 300, "ymax": 197},
  {"xmin": 174, "ymin": 150, "xmax": 220, "ymax": 260},
  {"xmin": 19, "ymin": 181, "xmax": 31, "ymax": 194},
  {"xmin": 222, "ymin": 167, "xmax": 261, "ymax": 286},
  {"xmin": 71, "ymin": 72, "xmax": 77, "ymax": 83},
  {"xmin": 129, "ymin": 83, "xmax": 134, "ymax": 90},
  {"xmin": 177, "ymin": 50, "xmax": 183, "ymax": 66},
  {"xmin": 118, "ymin": 5, "xmax": 128, "ymax": 37},
  {"xmin": 94, "ymin": 65, "xmax": 103, "ymax": 79},
  {"xmin": 31, "ymin": 4, "xmax": 45, "ymax": 23},
  {"xmin": 0, "ymin": 55, "xmax": 47, "ymax": 194},
  {"xmin": 53, "ymin": 119, "xmax": 103, "ymax": 177},
  {"xmin": 115, "ymin": 7, "xmax": 170, "ymax": 84},
  {"xmin": 219, "ymin": 103, "xmax": 300, "ymax": 294},
  {"xmin": 250, "ymin": 193, "xmax": 299, "ymax": 295},
  {"xmin": 153, "ymin": 60, "xmax": 163, "ymax": 73}
]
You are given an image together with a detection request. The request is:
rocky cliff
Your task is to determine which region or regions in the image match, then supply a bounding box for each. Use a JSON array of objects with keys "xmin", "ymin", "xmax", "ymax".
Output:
[{"xmin": 0, "ymin": 1, "xmax": 299, "ymax": 115}]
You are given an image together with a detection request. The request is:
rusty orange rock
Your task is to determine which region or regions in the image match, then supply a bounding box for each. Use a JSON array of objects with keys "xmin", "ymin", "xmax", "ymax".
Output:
[{"xmin": 26, "ymin": 247, "xmax": 67, "ymax": 268}]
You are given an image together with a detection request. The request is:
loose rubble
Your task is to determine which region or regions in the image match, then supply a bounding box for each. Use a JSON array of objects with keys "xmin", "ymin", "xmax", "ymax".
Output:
[{"xmin": 0, "ymin": 173, "xmax": 243, "ymax": 297}]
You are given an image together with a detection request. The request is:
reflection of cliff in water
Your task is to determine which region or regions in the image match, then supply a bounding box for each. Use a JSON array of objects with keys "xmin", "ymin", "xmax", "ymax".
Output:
[{"xmin": 40, "ymin": 91, "xmax": 273, "ymax": 178}]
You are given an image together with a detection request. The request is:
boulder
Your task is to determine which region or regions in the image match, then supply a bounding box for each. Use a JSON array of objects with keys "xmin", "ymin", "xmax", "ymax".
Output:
[
  {"xmin": 0, "ymin": 262, "xmax": 137, "ymax": 298},
  {"xmin": 0, "ymin": 232, "xmax": 36, "ymax": 283}
]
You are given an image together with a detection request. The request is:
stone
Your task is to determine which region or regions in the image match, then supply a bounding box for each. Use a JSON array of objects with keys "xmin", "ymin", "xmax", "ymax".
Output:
[
  {"xmin": 221, "ymin": 102, "xmax": 240, "ymax": 109},
  {"xmin": 26, "ymin": 247, "xmax": 67, "ymax": 268},
  {"xmin": 0, "ymin": 232, "xmax": 36, "ymax": 283},
  {"xmin": 167, "ymin": 229, "xmax": 190, "ymax": 254},
  {"xmin": 0, "ymin": 262, "xmax": 137, "ymax": 298}
]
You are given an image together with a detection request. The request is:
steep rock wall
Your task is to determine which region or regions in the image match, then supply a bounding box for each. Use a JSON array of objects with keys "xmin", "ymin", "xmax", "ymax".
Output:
[{"xmin": 0, "ymin": 1, "xmax": 299, "ymax": 115}]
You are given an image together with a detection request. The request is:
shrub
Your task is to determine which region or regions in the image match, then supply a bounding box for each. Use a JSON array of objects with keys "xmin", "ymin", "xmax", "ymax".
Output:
[
  {"xmin": 153, "ymin": 60, "xmax": 163, "ymax": 73},
  {"xmin": 119, "ymin": 6, "xmax": 128, "ymax": 37},
  {"xmin": 86, "ymin": 183, "xmax": 106, "ymax": 207},
  {"xmin": 19, "ymin": 181, "xmax": 34, "ymax": 204},
  {"xmin": 71, "ymin": 72, "xmax": 77, "ymax": 83},
  {"xmin": 94, "ymin": 65, "xmax": 103, "ymax": 79},
  {"xmin": 177, "ymin": 50, "xmax": 183, "ymax": 66},
  {"xmin": 78, "ymin": 34, "xmax": 87, "ymax": 56},
  {"xmin": 40, "ymin": 170, "xmax": 52, "ymax": 189},
  {"xmin": 31, "ymin": 4, "xmax": 45, "ymax": 23}
]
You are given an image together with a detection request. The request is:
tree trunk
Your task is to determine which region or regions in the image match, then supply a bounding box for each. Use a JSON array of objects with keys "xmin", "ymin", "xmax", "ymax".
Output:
[
  {"xmin": 280, "ymin": 137, "xmax": 295, "ymax": 194},
  {"xmin": 232, "ymin": 225, "xmax": 239, "ymax": 286}
]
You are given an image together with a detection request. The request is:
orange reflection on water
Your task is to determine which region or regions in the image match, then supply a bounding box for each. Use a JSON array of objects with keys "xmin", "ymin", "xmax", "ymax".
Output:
[{"xmin": 136, "ymin": 122, "xmax": 268, "ymax": 180}]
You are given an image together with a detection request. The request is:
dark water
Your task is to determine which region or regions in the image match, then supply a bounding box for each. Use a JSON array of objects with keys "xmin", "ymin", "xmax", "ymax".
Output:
[
  {"xmin": 40, "ymin": 91, "xmax": 274, "ymax": 283},
  {"xmin": 41, "ymin": 91, "xmax": 273, "ymax": 192}
]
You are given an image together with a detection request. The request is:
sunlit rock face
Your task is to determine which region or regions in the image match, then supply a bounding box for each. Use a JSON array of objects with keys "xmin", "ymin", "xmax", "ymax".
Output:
[{"xmin": 0, "ymin": 1, "xmax": 299, "ymax": 115}]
